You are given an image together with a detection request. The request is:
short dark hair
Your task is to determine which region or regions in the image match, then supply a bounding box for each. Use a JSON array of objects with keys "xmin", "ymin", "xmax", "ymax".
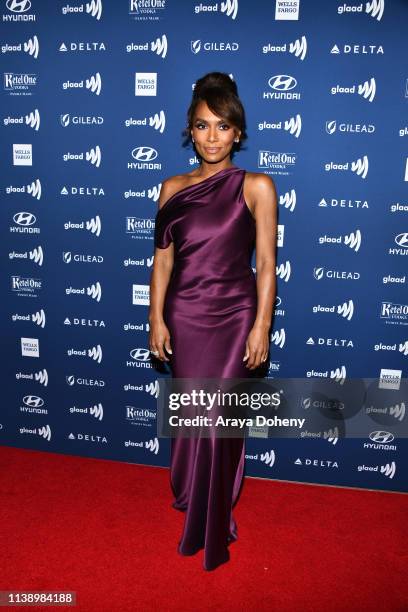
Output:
[{"xmin": 183, "ymin": 72, "xmax": 247, "ymax": 150}]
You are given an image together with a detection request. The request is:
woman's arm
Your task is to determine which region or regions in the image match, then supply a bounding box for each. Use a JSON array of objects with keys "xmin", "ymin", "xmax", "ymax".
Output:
[
  {"xmin": 243, "ymin": 173, "xmax": 278, "ymax": 370},
  {"xmin": 148, "ymin": 180, "xmax": 176, "ymax": 362}
]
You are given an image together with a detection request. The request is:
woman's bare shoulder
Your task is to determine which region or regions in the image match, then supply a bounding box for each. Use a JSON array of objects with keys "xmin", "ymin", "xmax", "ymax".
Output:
[
  {"xmin": 244, "ymin": 171, "xmax": 276, "ymax": 203},
  {"xmin": 244, "ymin": 171, "xmax": 276, "ymax": 190},
  {"xmin": 158, "ymin": 171, "xmax": 196, "ymax": 209}
]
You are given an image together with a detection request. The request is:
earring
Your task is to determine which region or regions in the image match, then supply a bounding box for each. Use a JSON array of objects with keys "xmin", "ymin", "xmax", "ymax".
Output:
[{"xmin": 192, "ymin": 137, "xmax": 195, "ymax": 143}]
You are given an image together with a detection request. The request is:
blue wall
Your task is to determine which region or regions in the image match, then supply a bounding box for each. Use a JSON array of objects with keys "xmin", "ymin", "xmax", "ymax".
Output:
[{"xmin": 1, "ymin": 0, "xmax": 407, "ymax": 492}]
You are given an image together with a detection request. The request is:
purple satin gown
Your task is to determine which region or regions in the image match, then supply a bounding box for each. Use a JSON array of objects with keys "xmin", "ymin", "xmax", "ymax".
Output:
[{"xmin": 154, "ymin": 165, "xmax": 257, "ymax": 570}]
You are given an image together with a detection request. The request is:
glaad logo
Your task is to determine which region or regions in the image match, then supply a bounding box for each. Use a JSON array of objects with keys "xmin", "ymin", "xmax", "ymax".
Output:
[
  {"xmin": 62, "ymin": 72, "xmax": 102, "ymax": 95},
  {"xmin": 125, "ymin": 183, "xmax": 161, "ymax": 201},
  {"xmin": 63, "ymin": 146, "xmax": 101, "ymax": 166},
  {"xmin": 318, "ymin": 230, "xmax": 362, "ymax": 252},
  {"xmin": 9, "ymin": 246, "xmax": 44, "ymax": 265},
  {"xmin": 258, "ymin": 114, "xmax": 302, "ymax": 138},
  {"xmin": 325, "ymin": 155, "xmax": 369, "ymax": 179},
  {"xmin": 65, "ymin": 282, "xmax": 102, "ymax": 301},
  {"xmin": 60, "ymin": 113, "xmax": 104, "ymax": 126},
  {"xmin": 357, "ymin": 462, "xmax": 396, "ymax": 479},
  {"xmin": 190, "ymin": 39, "xmax": 239, "ymax": 53},
  {"xmin": 337, "ymin": 0, "xmax": 385, "ymax": 21},
  {"xmin": 270, "ymin": 329, "xmax": 285, "ymax": 348},
  {"xmin": 4, "ymin": 72, "xmax": 37, "ymax": 94},
  {"xmin": 330, "ymin": 43, "xmax": 384, "ymax": 55},
  {"xmin": 16, "ymin": 368, "xmax": 48, "ymax": 385},
  {"xmin": 194, "ymin": 0, "xmax": 238, "ymax": 20},
  {"xmin": 276, "ymin": 261, "xmax": 291, "ymax": 282},
  {"xmin": 4, "ymin": 109, "xmax": 40, "ymax": 130},
  {"xmin": 145, "ymin": 437, "xmax": 159, "ymax": 454},
  {"xmin": 125, "ymin": 111, "xmax": 166, "ymax": 133},
  {"xmin": 264, "ymin": 75, "xmax": 300, "ymax": 100},
  {"xmin": 61, "ymin": 0, "xmax": 103, "ymax": 20},
  {"xmin": 305, "ymin": 366, "xmax": 347, "ymax": 383},
  {"xmin": 126, "ymin": 34, "xmax": 167, "ymax": 58},
  {"xmin": 64, "ymin": 215, "xmax": 101, "ymax": 236},
  {"xmin": 1, "ymin": 35, "xmax": 39, "ymax": 58},
  {"xmin": 19, "ymin": 424, "xmax": 51, "ymax": 441},
  {"xmin": 279, "ymin": 189, "xmax": 296, "ymax": 213},
  {"xmin": 312, "ymin": 300, "xmax": 354, "ymax": 320},
  {"xmin": 67, "ymin": 345, "xmax": 103, "ymax": 363},
  {"xmin": 331, "ymin": 77, "xmax": 376, "ymax": 102},
  {"xmin": 262, "ymin": 36, "xmax": 307, "ymax": 60},
  {"xmin": 4, "ymin": 0, "xmax": 35, "ymax": 21},
  {"xmin": 325, "ymin": 120, "xmax": 375, "ymax": 135},
  {"xmin": 69, "ymin": 403, "xmax": 103, "ymax": 420},
  {"xmin": 12, "ymin": 309, "xmax": 46, "ymax": 328}
]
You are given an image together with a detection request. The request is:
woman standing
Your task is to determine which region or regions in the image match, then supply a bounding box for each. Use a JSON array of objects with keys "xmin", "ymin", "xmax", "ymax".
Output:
[{"xmin": 149, "ymin": 72, "xmax": 277, "ymax": 570}]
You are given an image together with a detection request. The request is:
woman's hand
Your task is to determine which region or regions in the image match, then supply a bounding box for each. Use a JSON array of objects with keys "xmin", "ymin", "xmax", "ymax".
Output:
[
  {"xmin": 149, "ymin": 318, "xmax": 172, "ymax": 362},
  {"xmin": 243, "ymin": 324, "xmax": 269, "ymax": 370}
]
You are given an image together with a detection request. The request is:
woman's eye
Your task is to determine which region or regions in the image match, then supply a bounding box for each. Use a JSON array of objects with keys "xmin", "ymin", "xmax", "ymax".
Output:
[
  {"xmin": 195, "ymin": 123, "xmax": 206, "ymax": 129},
  {"xmin": 220, "ymin": 124, "xmax": 230, "ymax": 130}
]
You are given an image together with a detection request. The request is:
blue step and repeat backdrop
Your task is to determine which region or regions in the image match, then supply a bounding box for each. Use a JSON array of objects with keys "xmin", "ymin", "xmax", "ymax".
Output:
[{"xmin": 1, "ymin": 0, "xmax": 407, "ymax": 492}]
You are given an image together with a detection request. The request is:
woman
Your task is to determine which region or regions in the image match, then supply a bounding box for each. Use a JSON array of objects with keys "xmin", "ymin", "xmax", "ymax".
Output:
[{"xmin": 149, "ymin": 72, "xmax": 277, "ymax": 570}]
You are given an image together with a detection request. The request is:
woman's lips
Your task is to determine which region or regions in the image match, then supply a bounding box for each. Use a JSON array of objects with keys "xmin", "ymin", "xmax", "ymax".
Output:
[{"xmin": 204, "ymin": 147, "xmax": 221, "ymax": 153}]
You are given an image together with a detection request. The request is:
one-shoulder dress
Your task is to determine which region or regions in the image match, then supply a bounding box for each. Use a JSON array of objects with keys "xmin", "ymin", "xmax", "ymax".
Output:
[{"xmin": 154, "ymin": 165, "xmax": 257, "ymax": 571}]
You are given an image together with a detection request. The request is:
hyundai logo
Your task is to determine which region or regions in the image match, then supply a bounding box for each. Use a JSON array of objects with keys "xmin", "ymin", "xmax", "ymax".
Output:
[
  {"xmin": 268, "ymin": 75, "xmax": 297, "ymax": 91},
  {"xmin": 13, "ymin": 212, "xmax": 36, "ymax": 226},
  {"xmin": 131, "ymin": 146, "xmax": 158, "ymax": 162},
  {"xmin": 23, "ymin": 395, "xmax": 44, "ymax": 408}
]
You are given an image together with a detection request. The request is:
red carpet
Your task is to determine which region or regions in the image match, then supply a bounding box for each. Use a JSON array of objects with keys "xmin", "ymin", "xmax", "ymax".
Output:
[{"xmin": 0, "ymin": 445, "xmax": 406, "ymax": 611}]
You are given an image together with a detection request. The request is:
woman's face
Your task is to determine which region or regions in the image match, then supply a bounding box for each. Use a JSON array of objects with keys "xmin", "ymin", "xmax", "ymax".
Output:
[{"xmin": 190, "ymin": 100, "xmax": 241, "ymax": 164}]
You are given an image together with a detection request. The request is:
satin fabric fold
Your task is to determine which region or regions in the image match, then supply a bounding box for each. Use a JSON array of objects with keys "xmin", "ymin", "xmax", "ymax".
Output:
[{"xmin": 154, "ymin": 166, "xmax": 257, "ymax": 570}]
